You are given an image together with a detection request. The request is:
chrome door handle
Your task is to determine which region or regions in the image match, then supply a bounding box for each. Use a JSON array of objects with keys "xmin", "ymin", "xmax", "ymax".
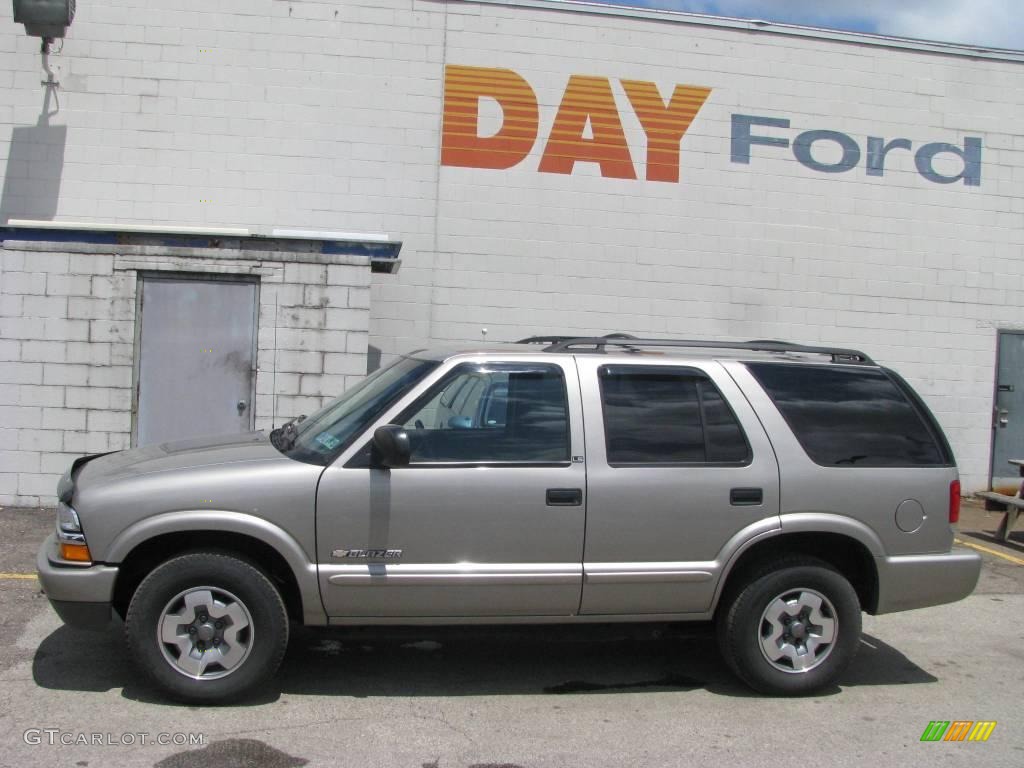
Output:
[{"xmin": 237, "ymin": 400, "xmax": 248, "ymax": 413}]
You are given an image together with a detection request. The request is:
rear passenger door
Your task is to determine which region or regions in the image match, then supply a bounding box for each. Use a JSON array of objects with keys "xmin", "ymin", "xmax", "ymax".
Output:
[{"xmin": 576, "ymin": 358, "xmax": 780, "ymax": 615}]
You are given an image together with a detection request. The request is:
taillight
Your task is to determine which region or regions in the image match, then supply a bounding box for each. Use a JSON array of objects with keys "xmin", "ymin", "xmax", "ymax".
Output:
[{"xmin": 949, "ymin": 479, "xmax": 961, "ymax": 524}]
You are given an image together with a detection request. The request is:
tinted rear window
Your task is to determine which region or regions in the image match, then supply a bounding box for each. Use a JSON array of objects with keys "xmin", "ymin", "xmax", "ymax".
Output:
[{"xmin": 746, "ymin": 363, "xmax": 950, "ymax": 467}]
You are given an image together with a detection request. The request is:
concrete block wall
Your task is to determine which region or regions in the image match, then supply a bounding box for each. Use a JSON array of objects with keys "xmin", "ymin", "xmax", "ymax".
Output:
[
  {"xmin": 0, "ymin": 243, "xmax": 133, "ymax": 505},
  {"xmin": 1, "ymin": 0, "xmax": 1022, "ymax": 489},
  {"xmin": 416, "ymin": 1, "xmax": 1024, "ymax": 491},
  {"xmin": 0, "ymin": 0, "xmax": 449, "ymax": 359},
  {"xmin": 409, "ymin": 0, "xmax": 1024, "ymax": 492},
  {"xmin": 0, "ymin": 239, "xmax": 370, "ymax": 506},
  {"xmin": 254, "ymin": 259, "xmax": 371, "ymax": 430}
]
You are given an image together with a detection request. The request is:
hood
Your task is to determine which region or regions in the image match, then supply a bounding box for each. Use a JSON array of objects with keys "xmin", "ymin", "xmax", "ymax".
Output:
[
  {"xmin": 76, "ymin": 431, "xmax": 282, "ymax": 487},
  {"xmin": 70, "ymin": 431, "xmax": 324, "ymax": 562}
]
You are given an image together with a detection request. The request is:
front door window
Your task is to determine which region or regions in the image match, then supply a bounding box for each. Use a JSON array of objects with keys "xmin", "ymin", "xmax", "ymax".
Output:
[{"xmin": 397, "ymin": 363, "xmax": 570, "ymax": 464}]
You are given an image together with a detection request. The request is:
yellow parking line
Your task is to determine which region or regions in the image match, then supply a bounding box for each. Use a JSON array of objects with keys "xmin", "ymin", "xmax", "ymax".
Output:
[
  {"xmin": 0, "ymin": 573, "xmax": 37, "ymax": 581},
  {"xmin": 955, "ymin": 538, "xmax": 1024, "ymax": 566}
]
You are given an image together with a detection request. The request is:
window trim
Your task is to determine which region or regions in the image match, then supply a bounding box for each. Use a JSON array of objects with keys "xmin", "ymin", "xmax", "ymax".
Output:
[
  {"xmin": 344, "ymin": 447, "xmax": 572, "ymax": 470},
  {"xmin": 346, "ymin": 361, "xmax": 573, "ymax": 469},
  {"xmin": 597, "ymin": 364, "xmax": 752, "ymax": 469}
]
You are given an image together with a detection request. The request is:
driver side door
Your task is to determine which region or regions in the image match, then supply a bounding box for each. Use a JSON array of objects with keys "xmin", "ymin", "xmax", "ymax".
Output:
[{"xmin": 315, "ymin": 358, "xmax": 587, "ymax": 619}]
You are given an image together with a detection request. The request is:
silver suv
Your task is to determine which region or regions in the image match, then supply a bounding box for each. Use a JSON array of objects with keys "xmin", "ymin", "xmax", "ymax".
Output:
[{"xmin": 37, "ymin": 337, "xmax": 981, "ymax": 702}]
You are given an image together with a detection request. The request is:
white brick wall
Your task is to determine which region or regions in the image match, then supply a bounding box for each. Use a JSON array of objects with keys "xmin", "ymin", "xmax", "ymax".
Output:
[
  {"xmin": 0, "ymin": 240, "xmax": 370, "ymax": 506},
  {"xmin": 1, "ymin": 1, "xmax": 1022, "ymax": 490}
]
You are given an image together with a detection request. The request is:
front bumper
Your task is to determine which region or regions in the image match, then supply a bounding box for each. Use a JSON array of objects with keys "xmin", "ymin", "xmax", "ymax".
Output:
[
  {"xmin": 36, "ymin": 534, "xmax": 118, "ymax": 630},
  {"xmin": 873, "ymin": 547, "xmax": 982, "ymax": 614}
]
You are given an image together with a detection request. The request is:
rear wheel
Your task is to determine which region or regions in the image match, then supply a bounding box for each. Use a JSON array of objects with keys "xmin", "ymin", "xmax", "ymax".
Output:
[
  {"xmin": 125, "ymin": 552, "xmax": 289, "ymax": 703},
  {"xmin": 717, "ymin": 558, "xmax": 861, "ymax": 695}
]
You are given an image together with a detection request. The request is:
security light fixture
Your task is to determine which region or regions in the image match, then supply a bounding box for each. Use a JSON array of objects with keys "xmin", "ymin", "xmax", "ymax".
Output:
[{"xmin": 12, "ymin": 0, "xmax": 75, "ymax": 40}]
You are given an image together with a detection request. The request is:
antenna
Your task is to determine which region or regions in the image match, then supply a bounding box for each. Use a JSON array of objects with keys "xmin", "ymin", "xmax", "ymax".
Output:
[{"xmin": 271, "ymin": 292, "xmax": 278, "ymax": 429}]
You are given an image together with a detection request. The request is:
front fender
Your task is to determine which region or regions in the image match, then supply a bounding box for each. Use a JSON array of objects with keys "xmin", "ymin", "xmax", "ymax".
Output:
[{"xmin": 105, "ymin": 510, "xmax": 325, "ymax": 625}]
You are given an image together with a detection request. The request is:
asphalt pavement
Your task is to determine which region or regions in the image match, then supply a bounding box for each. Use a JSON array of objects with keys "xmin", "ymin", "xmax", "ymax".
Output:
[{"xmin": 0, "ymin": 502, "xmax": 1021, "ymax": 768}]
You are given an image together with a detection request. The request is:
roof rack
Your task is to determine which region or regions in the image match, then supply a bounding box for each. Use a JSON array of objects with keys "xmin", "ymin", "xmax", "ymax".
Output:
[
  {"xmin": 541, "ymin": 337, "xmax": 874, "ymax": 364},
  {"xmin": 517, "ymin": 333, "xmax": 637, "ymax": 345},
  {"xmin": 517, "ymin": 335, "xmax": 581, "ymax": 345}
]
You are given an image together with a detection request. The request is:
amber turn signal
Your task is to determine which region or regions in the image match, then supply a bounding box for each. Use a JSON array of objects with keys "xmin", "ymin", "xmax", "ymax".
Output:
[{"xmin": 59, "ymin": 542, "xmax": 92, "ymax": 562}]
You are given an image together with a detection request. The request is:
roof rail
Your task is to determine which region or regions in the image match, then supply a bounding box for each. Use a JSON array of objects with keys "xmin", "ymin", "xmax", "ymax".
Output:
[
  {"xmin": 516, "ymin": 333, "xmax": 637, "ymax": 345},
  {"xmin": 517, "ymin": 335, "xmax": 581, "ymax": 345},
  {"xmin": 541, "ymin": 337, "xmax": 874, "ymax": 364}
]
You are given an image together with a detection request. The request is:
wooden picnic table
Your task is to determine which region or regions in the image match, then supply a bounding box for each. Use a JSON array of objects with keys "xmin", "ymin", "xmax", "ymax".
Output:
[{"xmin": 973, "ymin": 459, "xmax": 1024, "ymax": 542}]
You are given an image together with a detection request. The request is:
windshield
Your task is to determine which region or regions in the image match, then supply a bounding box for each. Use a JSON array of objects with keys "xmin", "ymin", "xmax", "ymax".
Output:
[{"xmin": 280, "ymin": 356, "xmax": 439, "ymax": 465}]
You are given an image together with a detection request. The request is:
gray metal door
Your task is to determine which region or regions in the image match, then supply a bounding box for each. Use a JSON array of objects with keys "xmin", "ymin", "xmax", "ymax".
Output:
[
  {"xmin": 135, "ymin": 275, "xmax": 258, "ymax": 446},
  {"xmin": 992, "ymin": 331, "xmax": 1024, "ymax": 492}
]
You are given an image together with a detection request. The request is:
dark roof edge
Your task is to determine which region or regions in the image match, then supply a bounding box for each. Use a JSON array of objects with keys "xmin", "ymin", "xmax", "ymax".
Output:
[{"xmin": 0, "ymin": 222, "xmax": 402, "ymax": 261}]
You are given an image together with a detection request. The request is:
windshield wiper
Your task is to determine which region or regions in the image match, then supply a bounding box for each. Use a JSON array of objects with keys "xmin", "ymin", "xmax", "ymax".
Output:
[{"xmin": 270, "ymin": 414, "xmax": 306, "ymax": 451}]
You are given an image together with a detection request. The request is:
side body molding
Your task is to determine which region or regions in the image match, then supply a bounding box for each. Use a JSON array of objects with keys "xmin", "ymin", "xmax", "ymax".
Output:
[{"xmin": 104, "ymin": 510, "xmax": 326, "ymax": 625}]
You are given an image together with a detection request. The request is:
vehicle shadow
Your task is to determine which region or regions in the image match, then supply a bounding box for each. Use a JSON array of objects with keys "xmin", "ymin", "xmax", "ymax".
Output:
[{"xmin": 32, "ymin": 620, "xmax": 936, "ymax": 706}]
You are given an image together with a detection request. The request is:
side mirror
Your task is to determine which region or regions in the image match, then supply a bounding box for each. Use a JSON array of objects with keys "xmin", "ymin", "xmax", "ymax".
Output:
[{"xmin": 372, "ymin": 425, "xmax": 411, "ymax": 468}]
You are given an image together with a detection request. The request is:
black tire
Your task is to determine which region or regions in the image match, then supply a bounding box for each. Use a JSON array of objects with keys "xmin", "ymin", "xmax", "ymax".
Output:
[
  {"xmin": 716, "ymin": 557, "xmax": 861, "ymax": 695},
  {"xmin": 125, "ymin": 551, "xmax": 289, "ymax": 703}
]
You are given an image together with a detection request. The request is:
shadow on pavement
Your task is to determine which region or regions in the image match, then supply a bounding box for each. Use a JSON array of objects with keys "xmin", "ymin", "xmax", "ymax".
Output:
[
  {"xmin": 962, "ymin": 529, "xmax": 1024, "ymax": 555},
  {"xmin": 32, "ymin": 620, "xmax": 935, "ymax": 706},
  {"xmin": 154, "ymin": 738, "xmax": 308, "ymax": 768},
  {"xmin": 840, "ymin": 634, "xmax": 938, "ymax": 687}
]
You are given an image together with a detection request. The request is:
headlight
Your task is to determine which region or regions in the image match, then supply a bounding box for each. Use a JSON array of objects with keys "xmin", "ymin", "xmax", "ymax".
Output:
[
  {"xmin": 56, "ymin": 502, "xmax": 81, "ymax": 535},
  {"xmin": 55, "ymin": 502, "xmax": 91, "ymax": 563}
]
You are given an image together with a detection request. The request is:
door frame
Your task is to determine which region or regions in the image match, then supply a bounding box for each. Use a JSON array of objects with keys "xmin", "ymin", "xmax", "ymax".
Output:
[
  {"xmin": 130, "ymin": 271, "xmax": 261, "ymax": 447},
  {"xmin": 989, "ymin": 329, "xmax": 1024, "ymax": 489}
]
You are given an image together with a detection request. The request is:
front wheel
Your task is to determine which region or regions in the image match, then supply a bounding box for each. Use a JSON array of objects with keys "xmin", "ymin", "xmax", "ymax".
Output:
[
  {"xmin": 125, "ymin": 552, "xmax": 289, "ymax": 703},
  {"xmin": 717, "ymin": 558, "xmax": 861, "ymax": 695}
]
